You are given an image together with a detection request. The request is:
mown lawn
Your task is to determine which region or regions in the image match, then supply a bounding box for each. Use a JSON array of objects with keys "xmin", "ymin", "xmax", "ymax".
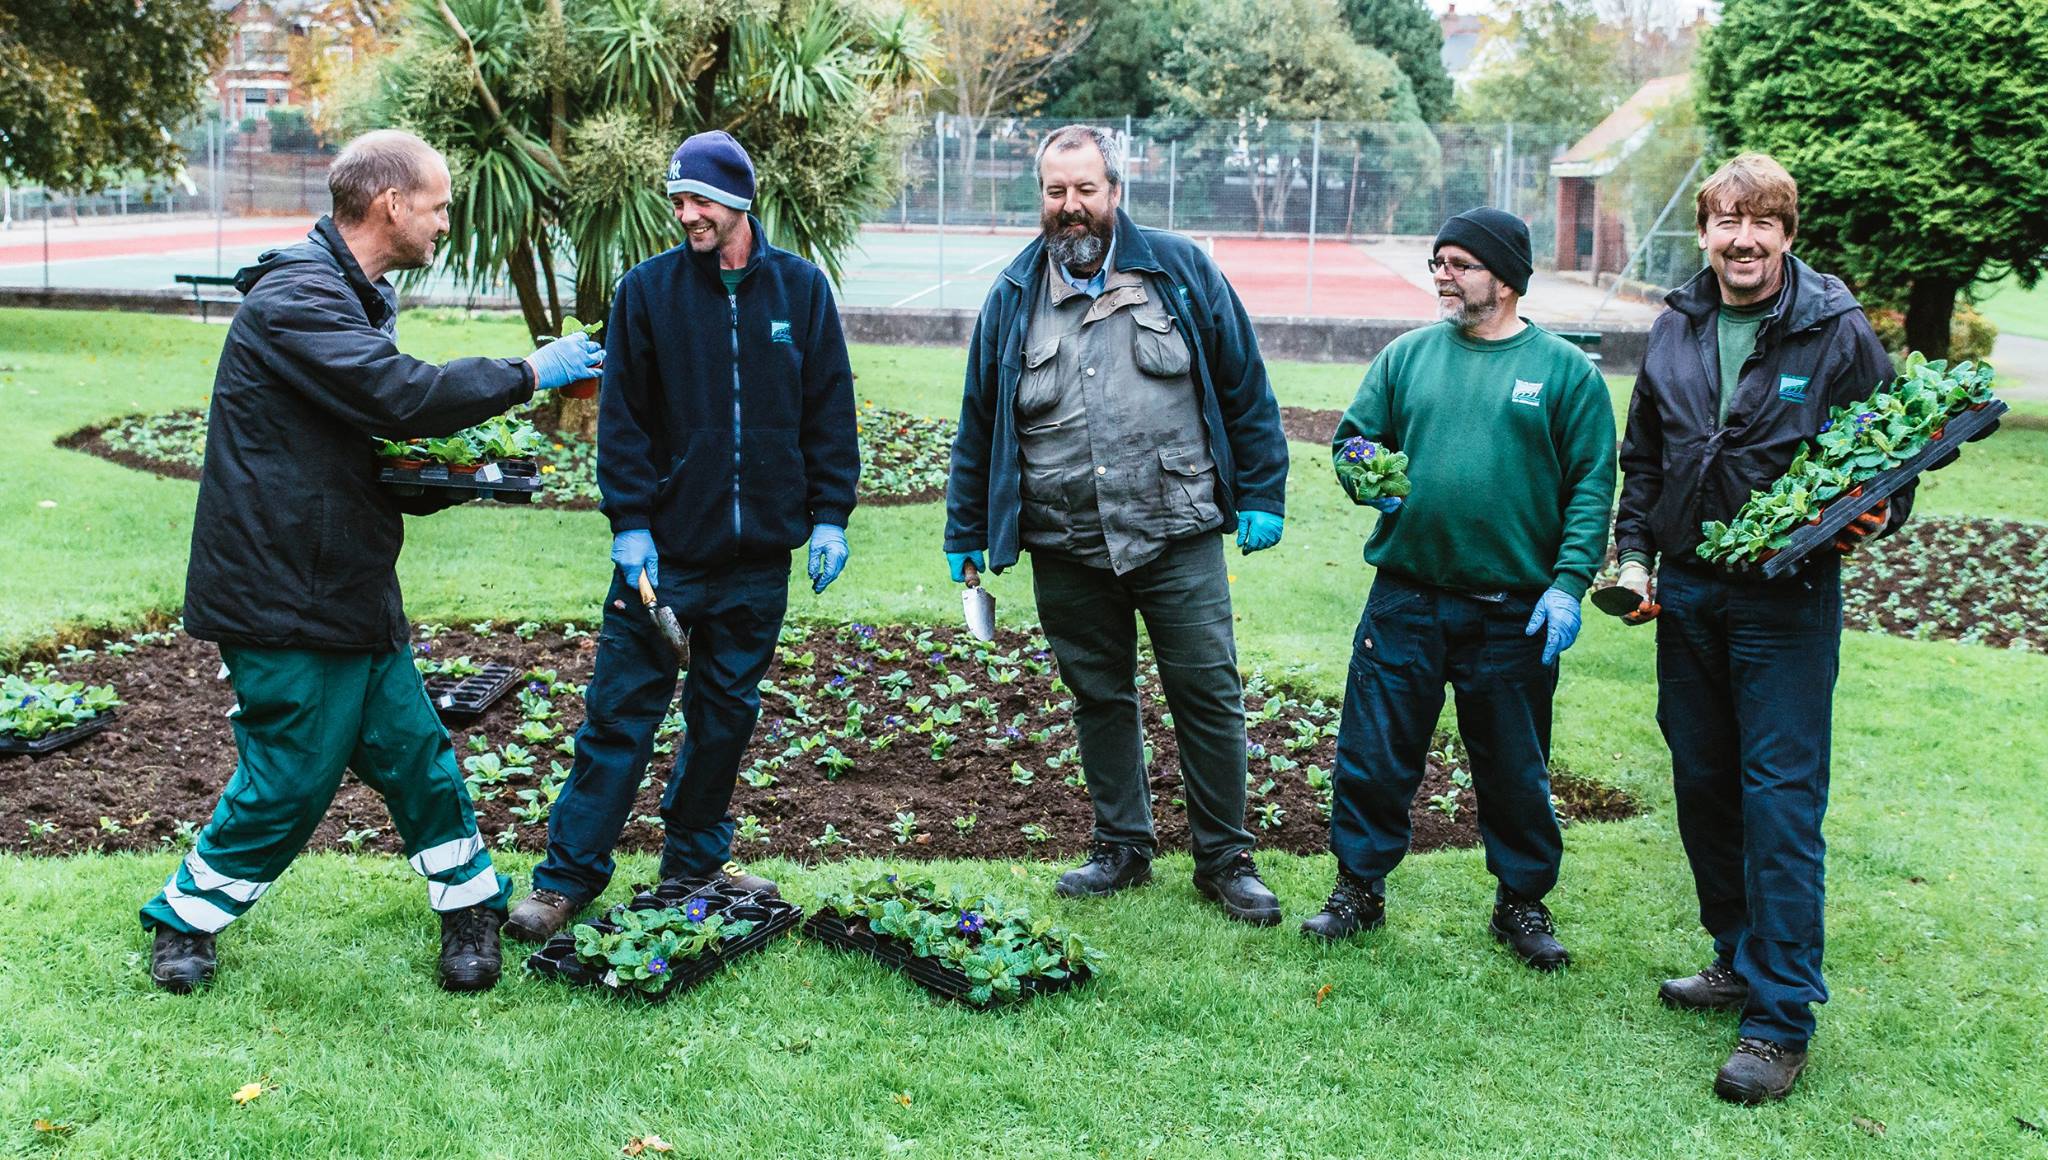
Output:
[{"xmin": 1, "ymin": 306, "xmax": 2045, "ymax": 1156}]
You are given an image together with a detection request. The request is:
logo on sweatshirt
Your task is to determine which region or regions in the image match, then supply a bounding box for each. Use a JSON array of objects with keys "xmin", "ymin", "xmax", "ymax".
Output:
[
  {"xmin": 1511, "ymin": 379, "xmax": 1545, "ymax": 407},
  {"xmin": 1778, "ymin": 374, "xmax": 1811, "ymax": 403},
  {"xmin": 770, "ymin": 320, "xmax": 793, "ymax": 344}
]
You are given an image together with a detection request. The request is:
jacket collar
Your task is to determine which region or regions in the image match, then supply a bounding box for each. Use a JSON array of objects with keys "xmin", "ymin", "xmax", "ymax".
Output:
[
  {"xmin": 311, "ymin": 215, "xmax": 396, "ymax": 326},
  {"xmin": 1665, "ymin": 252, "xmax": 1856, "ymax": 335},
  {"xmin": 1001, "ymin": 207, "xmax": 1160, "ymax": 289},
  {"xmin": 686, "ymin": 214, "xmax": 774, "ymax": 283}
]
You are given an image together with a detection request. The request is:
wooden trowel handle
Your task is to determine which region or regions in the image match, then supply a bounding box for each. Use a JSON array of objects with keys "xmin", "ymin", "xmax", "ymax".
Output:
[
  {"xmin": 962, "ymin": 560, "xmax": 980, "ymax": 587},
  {"xmin": 637, "ymin": 571, "xmax": 657, "ymax": 606}
]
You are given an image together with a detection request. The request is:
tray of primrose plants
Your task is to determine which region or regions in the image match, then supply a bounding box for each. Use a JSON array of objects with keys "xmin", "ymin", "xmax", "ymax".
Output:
[
  {"xmin": 526, "ymin": 877, "xmax": 803, "ymax": 1003},
  {"xmin": 1692, "ymin": 356, "xmax": 2006, "ymax": 579},
  {"xmin": 803, "ymin": 873, "xmax": 1103, "ymax": 1008},
  {"xmin": 0, "ymin": 671, "xmax": 121, "ymax": 757},
  {"xmin": 375, "ymin": 415, "xmax": 547, "ymax": 504},
  {"xmin": 415, "ymin": 652, "xmax": 523, "ymax": 723}
]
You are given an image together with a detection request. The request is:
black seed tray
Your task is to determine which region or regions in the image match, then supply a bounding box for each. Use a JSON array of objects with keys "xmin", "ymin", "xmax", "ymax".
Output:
[
  {"xmin": 1763, "ymin": 400, "xmax": 2007, "ymax": 578},
  {"xmin": 526, "ymin": 879, "xmax": 803, "ymax": 1003},
  {"xmin": 424, "ymin": 663, "xmax": 522, "ymax": 723},
  {"xmin": 0, "ymin": 712, "xmax": 114, "ymax": 756},
  {"xmin": 802, "ymin": 911, "xmax": 1094, "ymax": 1008},
  {"xmin": 377, "ymin": 458, "xmax": 542, "ymax": 504}
]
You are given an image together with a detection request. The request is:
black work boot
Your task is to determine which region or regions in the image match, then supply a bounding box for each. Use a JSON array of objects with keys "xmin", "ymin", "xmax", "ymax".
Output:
[
  {"xmin": 1193, "ymin": 851, "xmax": 1282, "ymax": 926},
  {"xmin": 438, "ymin": 903, "xmax": 504, "ymax": 992},
  {"xmin": 150, "ymin": 926, "xmax": 217, "ymax": 993},
  {"xmin": 1490, "ymin": 892, "xmax": 1570, "ymax": 971},
  {"xmin": 1300, "ymin": 869, "xmax": 1385, "ymax": 941},
  {"xmin": 1660, "ymin": 962, "xmax": 1749, "ymax": 1012},
  {"xmin": 1055, "ymin": 841, "xmax": 1154, "ymax": 898},
  {"xmin": 1714, "ymin": 1036, "xmax": 1808, "ymax": 1104},
  {"xmin": 505, "ymin": 888, "xmax": 583, "ymax": 943}
]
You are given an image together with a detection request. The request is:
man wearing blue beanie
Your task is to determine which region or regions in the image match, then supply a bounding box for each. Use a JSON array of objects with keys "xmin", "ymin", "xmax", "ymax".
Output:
[
  {"xmin": 505, "ymin": 130, "xmax": 860, "ymax": 941},
  {"xmin": 1302, "ymin": 206, "xmax": 1616, "ymax": 971}
]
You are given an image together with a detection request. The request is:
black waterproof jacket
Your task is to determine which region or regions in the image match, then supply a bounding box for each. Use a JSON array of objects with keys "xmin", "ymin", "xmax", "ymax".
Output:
[
  {"xmin": 1616, "ymin": 254, "xmax": 1908, "ymax": 569},
  {"xmin": 183, "ymin": 217, "xmax": 535, "ymax": 652}
]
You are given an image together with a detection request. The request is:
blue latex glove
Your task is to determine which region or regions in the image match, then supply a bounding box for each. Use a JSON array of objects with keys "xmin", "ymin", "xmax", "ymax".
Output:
[
  {"xmin": 1236, "ymin": 511, "xmax": 1284, "ymax": 554},
  {"xmin": 526, "ymin": 333, "xmax": 605, "ymax": 392},
  {"xmin": 1364, "ymin": 496, "xmax": 1404, "ymax": 514},
  {"xmin": 611, "ymin": 529, "xmax": 658, "ymax": 590},
  {"xmin": 1523, "ymin": 586, "xmax": 1583, "ymax": 666},
  {"xmin": 947, "ymin": 550, "xmax": 986, "ymax": 583},
  {"xmin": 808, "ymin": 524, "xmax": 848, "ymax": 593}
]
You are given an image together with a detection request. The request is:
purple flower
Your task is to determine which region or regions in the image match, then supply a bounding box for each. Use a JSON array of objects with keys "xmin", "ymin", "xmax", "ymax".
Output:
[
  {"xmin": 18, "ymin": 694, "xmax": 34, "ymax": 707},
  {"xmin": 1003, "ymin": 727, "xmax": 1023, "ymax": 742},
  {"xmin": 885, "ymin": 873, "xmax": 899, "ymax": 884},
  {"xmin": 1338, "ymin": 437, "xmax": 1378, "ymax": 464},
  {"xmin": 527, "ymin": 680, "xmax": 546, "ymax": 694},
  {"xmin": 956, "ymin": 911, "xmax": 984, "ymax": 935},
  {"xmin": 413, "ymin": 641, "xmax": 432, "ymax": 655},
  {"xmin": 884, "ymin": 715, "xmax": 904, "ymax": 728},
  {"xmin": 830, "ymin": 675, "xmax": 848, "ymax": 688},
  {"xmin": 684, "ymin": 897, "xmax": 709, "ymax": 923},
  {"xmin": 647, "ymin": 957, "xmax": 668, "ymax": 975},
  {"xmin": 1818, "ymin": 419, "xmax": 1834, "ymax": 434},
  {"xmin": 1248, "ymin": 742, "xmax": 1266, "ymax": 758}
]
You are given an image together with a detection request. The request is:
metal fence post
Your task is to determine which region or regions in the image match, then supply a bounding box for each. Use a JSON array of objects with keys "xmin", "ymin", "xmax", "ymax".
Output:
[
  {"xmin": 1166, "ymin": 138, "xmax": 1177, "ymax": 232},
  {"xmin": 1503, "ymin": 122, "xmax": 1516, "ymax": 214},
  {"xmin": 935, "ymin": 111, "xmax": 946, "ymax": 309},
  {"xmin": 1306, "ymin": 119, "xmax": 1320, "ymax": 315}
]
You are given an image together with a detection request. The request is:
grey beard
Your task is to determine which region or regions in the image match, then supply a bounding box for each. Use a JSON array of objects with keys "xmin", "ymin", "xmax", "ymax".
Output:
[{"xmin": 1047, "ymin": 229, "xmax": 1107, "ymax": 272}]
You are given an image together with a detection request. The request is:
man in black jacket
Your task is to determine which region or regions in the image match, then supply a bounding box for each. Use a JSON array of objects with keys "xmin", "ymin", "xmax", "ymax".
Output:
[
  {"xmin": 506, "ymin": 131, "xmax": 859, "ymax": 942},
  {"xmin": 1613, "ymin": 154, "xmax": 1903, "ymax": 1103},
  {"xmin": 140, "ymin": 130, "xmax": 604, "ymax": 994}
]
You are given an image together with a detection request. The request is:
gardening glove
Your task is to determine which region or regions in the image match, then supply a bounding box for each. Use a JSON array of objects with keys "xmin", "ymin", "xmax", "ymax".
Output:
[
  {"xmin": 1616, "ymin": 559, "xmax": 1661, "ymax": 625},
  {"xmin": 611, "ymin": 529, "xmax": 658, "ymax": 590},
  {"xmin": 947, "ymin": 550, "xmax": 986, "ymax": 583},
  {"xmin": 808, "ymin": 524, "xmax": 848, "ymax": 594},
  {"xmin": 1237, "ymin": 511, "xmax": 1284, "ymax": 554},
  {"xmin": 1363, "ymin": 496, "xmax": 1404, "ymax": 514},
  {"xmin": 1523, "ymin": 587, "xmax": 1583, "ymax": 666},
  {"xmin": 526, "ymin": 333, "xmax": 605, "ymax": 392},
  {"xmin": 1834, "ymin": 499, "xmax": 1889, "ymax": 555}
]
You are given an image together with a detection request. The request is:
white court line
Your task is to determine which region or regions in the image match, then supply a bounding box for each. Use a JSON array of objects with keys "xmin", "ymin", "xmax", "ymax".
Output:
[{"xmin": 886, "ymin": 251, "xmax": 1013, "ymax": 308}]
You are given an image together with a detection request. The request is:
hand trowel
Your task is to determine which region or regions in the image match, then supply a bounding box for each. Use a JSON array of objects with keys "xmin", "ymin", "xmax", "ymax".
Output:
[
  {"xmin": 637, "ymin": 571, "xmax": 688, "ymax": 665},
  {"xmin": 960, "ymin": 560, "xmax": 996, "ymax": 642}
]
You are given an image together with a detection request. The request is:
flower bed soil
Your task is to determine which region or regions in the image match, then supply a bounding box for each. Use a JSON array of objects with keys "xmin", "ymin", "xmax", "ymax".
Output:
[
  {"xmin": 0, "ymin": 623, "xmax": 1636, "ymax": 860},
  {"xmin": 1841, "ymin": 516, "xmax": 2048, "ymax": 651},
  {"xmin": 1280, "ymin": 407, "xmax": 1344, "ymax": 446}
]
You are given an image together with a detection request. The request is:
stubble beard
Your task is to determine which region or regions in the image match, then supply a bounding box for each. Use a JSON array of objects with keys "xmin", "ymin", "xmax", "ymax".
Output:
[{"xmin": 1441, "ymin": 281, "xmax": 1503, "ymax": 333}]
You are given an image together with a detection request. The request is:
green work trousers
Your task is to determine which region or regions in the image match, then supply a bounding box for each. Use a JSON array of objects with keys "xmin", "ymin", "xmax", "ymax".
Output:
[{"xmin": 140, "ymin": 645, "xmax": 509, "ymax": 934}]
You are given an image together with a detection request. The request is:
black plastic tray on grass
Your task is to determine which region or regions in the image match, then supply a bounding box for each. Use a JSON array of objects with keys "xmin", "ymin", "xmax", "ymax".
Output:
[
  {"xmin": 423, "ymin": 663, "xmax": 522, "ymax": 723},
  {"xmin": 0, "ymin": 712, "xmax": 114, "ymax": 756},
  {"xmin": 377, "ymin": 458, "xmax": 542, "ymax": 504},
  {"xmin": 526, "ymin": 878, "xmax": 803, "ymax": 1003},
  {"xmin": 1762, "ymin": 400, "xmax": 2009, "ymax": 580},
  {"xmin": 802, "ymin": 911, "xmax": 1095, "ymax": 1007}
]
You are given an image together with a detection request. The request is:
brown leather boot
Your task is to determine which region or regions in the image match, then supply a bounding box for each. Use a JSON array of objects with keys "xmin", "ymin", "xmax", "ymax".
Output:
[{"xmin": 504, "ymin": 888, "xmax": 582, "ymax": 943}]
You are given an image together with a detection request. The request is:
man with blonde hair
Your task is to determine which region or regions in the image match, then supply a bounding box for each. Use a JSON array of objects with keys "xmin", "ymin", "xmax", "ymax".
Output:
[{"xmin": 1612, "ymin": 152, "xmax": 1905, "ymax": 1102}]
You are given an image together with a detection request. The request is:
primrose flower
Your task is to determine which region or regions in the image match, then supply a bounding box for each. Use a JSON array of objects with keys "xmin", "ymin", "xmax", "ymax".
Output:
[
  {"xmin": 414, "ymin": 641, "xmax": 432, "ymax": 655},
  {"xmin": 684, "ymin": 897, "xmax": 710, "ymax": 923},
  {"xmin": 884, "ymin": 715, "xmax": 905, "ymax": 729},
  {"xmin": 830, "ymin": 675, "xmax": 849, "ymax": 688},
  {"xmin": 647, "ymin": 957, "xmax": 668, "ymax": 975},
  {"xmin": 1003, "ymin": 727, "xmax": 1024, "ymax": 742},
  {"xmin": 1248, "ymin": 742, "xmax": 1266, "ymax": 759},
  {"xmin": 1818, "ymin": 419, "xmax": 1834, "ymax": 433},
  {"xmin": 18, "ymin": 694, "xmax": 34, "ymax": 707},
  {"xmin": 885, "ymin": 873, "xmax": 899, "ymax": 884},
  {"xmin": 956, "ymin": 911, "xmax": 985, "ymax": 935},
  {"xmin": 527, "ymin": 680, "xmax": 546, "ymax": 694},
  {"xmin": 1337, "ymin": 437, "xmax": 1378, "ymax": 464}
]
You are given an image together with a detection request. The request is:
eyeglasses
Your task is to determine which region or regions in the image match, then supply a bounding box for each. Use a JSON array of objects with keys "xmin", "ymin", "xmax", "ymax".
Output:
[{"xmin": 1426, "ymin": 257, "xmax": 1487, "ymax": 278}]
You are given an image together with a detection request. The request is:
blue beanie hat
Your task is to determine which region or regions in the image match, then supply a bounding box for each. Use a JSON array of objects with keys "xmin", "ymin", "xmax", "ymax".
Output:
[
  {"xmin": 665, "ymin": 131, "xmax": 755, "ymax": 211},
  {"xmin": 1434, "ymin": 206, "xmax": 1532, "ymax": 295}
]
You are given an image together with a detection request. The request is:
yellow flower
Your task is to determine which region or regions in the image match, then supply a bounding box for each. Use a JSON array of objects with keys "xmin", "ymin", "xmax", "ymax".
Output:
[{"xmin": 541, "ymin": 465, "xmax": 557, "ymax": 474}]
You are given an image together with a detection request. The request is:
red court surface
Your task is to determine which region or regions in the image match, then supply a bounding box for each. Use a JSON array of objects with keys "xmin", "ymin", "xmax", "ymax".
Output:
[
  {"xmin": 1209, "ymin": 236, "xmax": 1438, "ymax": 320},
  {"xmin": 0, "ymin": 221, "xmax": 308, "ymax": 266}
]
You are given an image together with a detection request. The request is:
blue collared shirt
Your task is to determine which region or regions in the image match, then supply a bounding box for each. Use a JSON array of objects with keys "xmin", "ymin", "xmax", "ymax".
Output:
[{"xmin": 1055, "ymin": 238, "xmax": 1115, "ymax": 297}]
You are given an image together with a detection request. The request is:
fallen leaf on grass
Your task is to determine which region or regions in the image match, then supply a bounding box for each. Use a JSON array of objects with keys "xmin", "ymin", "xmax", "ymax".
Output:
[
  {"xmin": 1314, "ymin": 984, "xmax": 1334, "ymax": 1008},
  {"xmin": 622, "ymin": 1135, "xmax": 674, "ymax": 1155},
  {"xmin": 32, "ymin": 1119, "xmax": 74, "ymax": 1136},
  {"xmin": 230, "ymin": 1081, "xmax": 272, "ymax": 1105},
  {"xmin": 1852, "ymin": 1115, "xmax": 1886, "ymax": 1138},
  {"xmin": 894, "ymin": 1092, "xmax": 913, "ymax": 1107}
]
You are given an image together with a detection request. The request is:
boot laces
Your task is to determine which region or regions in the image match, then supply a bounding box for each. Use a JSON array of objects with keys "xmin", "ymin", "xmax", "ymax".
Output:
[
  {"xmin": 527, "ymin": 888, "xmax": 569, "ymax": 909},
  {"xmin": 1503, "ymin": 898, "xmax": 1554, "ymax": 935},
  {"xmin": 444, "ymin": 905, "xmax": 499, "ymax": 958},
  {"xmin": 1734, "ymin": 1037, "xmax": 1787, "ymax": 1062},
  {"xmin": 1323, "ymin": 873, "xmax": 1374, "ymax": 918},
  {"xmin": 1700, "ymin": 963, "xmax": 1741, "ymax": 987},
  {"xmin": 1220, "ymin": 851, "xmax": 1260, "ymax": 880},
  {"xmin": 1084, "ymin": 841, "xmax": 1133, "ymax": 870},
  {"xmin": 160, "ymin": 927, "xmax": 211, "ymax": 956}
]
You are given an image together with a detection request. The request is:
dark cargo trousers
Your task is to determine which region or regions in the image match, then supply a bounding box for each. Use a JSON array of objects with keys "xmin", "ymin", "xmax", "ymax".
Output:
[
  {"xmin": 1029, "ymin": 534, "xmax": 1256, "ymax": 875},
  {"xmin": 140, "ymin": 646, "xmax": 508, "ymax": 934},
  {"xmin": 1327, "ymin": 572, "xmax": 1564, "ymax": 901},
  {"xmin": 531, "ymin": 560, "xmax": 789, "ymax": 904},
  {"xmin": 1655, "ymin": 558, "xmax": 1840, "ymax": 1048}
]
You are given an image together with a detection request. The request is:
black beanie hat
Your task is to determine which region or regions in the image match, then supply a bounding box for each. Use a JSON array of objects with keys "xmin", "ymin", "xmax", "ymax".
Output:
[{"xmin": 1434, "ymin": 207, "xmax": 1532, "ymax": 295}]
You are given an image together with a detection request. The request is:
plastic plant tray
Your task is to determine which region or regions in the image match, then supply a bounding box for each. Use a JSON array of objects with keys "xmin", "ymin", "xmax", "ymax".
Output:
[
  {"xmin": 526, "ymin": 878, "xmax": 803, "ymax": 1003},
  {"xmin": 377, "ymin": 458, "xmax": 543, "ymax": 504},
  {"xmin": 0, "ymin": 712, "xmax": 115, "ymax": 756},
  {"xmin": 423, "ymin": 663, "xmax": 522, "ymax": 723},
  {"xmin": 802, "ymin": 911, "xmax": 1095, "ymax": 1008}
]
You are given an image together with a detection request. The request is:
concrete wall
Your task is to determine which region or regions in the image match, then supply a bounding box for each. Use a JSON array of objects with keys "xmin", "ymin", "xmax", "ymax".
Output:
[{"xmin": 0, "ymin": 288, "xmax": 1654, "ymax": 373}]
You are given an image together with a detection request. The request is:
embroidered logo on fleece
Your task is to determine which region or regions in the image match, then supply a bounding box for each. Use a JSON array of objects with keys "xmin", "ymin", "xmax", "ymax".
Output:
[
  {"xmin": 770, "ymin": 320, "xmax": 793, "ymax": 344},
  {"xmin": 1511, "ymin": 379, "xmax": 1545, "ymax": 407},
  {"xmin": 1777, "ymin": 374, "xmax": 1810, "ymax": 403}
]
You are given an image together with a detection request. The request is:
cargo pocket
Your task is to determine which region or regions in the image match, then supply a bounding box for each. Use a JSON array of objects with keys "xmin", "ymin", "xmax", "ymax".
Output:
[
  {"xmin": 1158, "ymin": 445, "xmax": 1220, "ymax": 532},
  {"xmin": 1351, "ymin": 585, "xmax": 1427, "ymax": 674},
  {"xmin": 1132, "ymin": 310, "xmax": 1191, "ymax": 378},
  {"xmin": 1016, "ymin": 337, "xmax": 1063, "ymax": 422}
]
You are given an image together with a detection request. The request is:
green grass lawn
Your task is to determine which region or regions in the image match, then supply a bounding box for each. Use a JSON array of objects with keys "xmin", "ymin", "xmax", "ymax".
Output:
[
  {"xmin": 2, "ymin": 306, "xmax": 2046, "ymax": 1155},
  {"xmin": 1976, "ymin": 275, "xmax": 2048, "ymax": 341}
]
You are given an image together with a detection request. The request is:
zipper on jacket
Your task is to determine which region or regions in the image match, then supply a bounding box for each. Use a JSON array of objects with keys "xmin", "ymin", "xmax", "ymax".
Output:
[{"xmin": 730, "ymin": 290, "xmax": 743, "ymax": 544}]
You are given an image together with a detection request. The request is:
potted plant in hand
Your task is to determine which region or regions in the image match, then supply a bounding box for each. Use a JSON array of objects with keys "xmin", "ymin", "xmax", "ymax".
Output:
[{"xmin": 541, "ymin": 317, "xmax": 605, "ymax": 399}]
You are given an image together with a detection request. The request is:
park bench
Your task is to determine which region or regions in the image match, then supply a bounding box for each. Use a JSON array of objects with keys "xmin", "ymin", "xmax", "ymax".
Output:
[
  {"xmin": 1554, "ymin": 329, "xmax": 1603, "ymax": 364},
  {"xmin": 174, "ymin": 273, "xmax": 239, "ymax": 322}
]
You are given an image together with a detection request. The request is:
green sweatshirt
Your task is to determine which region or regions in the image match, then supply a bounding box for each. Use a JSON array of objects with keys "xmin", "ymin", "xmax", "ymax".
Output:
[{"xmin": 1333, "ymin": 320, "xmax": 1618, "ymax": 598}]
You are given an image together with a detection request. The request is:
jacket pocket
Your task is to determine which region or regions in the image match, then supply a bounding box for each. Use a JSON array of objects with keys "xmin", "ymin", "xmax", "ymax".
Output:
[
  {"xmin": 1133, "ymin": 310, "xmax": 1191, "ymax": 378},
  {"xmin": 738, "ymin": 427, "xmax": 809, "ymax": 551},
  {"xmin": 655, "ymin": 432, "xmax": 701, "ymax": 504},
  {"xmin": 1158, "ymin": 445, "xmax": 1219, "ymax": 532},
  {"xmin": 1016, "ymin": 336, "xmax": 1063, "ymax": 421}
]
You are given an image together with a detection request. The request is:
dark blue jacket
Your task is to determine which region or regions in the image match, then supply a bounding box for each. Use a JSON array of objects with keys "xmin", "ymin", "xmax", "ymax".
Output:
[
  {"xmin": 943, "ymin": 209, "xmax": 1288, "ymax": 572},
  {"xmin": 599, "ymin": 217, "xmax": 858, "ymax": 565}
]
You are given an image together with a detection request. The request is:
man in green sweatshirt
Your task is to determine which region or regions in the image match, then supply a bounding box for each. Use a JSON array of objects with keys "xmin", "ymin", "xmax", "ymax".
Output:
[{"xmin": 1300, "ymin": 207, "xmax": 1617, "ymax": 970}]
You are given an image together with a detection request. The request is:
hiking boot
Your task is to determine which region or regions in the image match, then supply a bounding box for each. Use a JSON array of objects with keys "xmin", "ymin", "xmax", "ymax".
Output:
[
  {"xmin": 1193, "ymin": 851, "xmax": 1282, "ymax": 926},
  {"xmin": 150, "ymin": 926, "xmax": 217, "ymax": 994},
  {"xmin": 1490, "ymin": 892, "xmax": 1570, "ymax": 971},
  {"xmin": 437, "ymin": 903, "xmax": 503, "ymax": 993},
  {"xmin": 1055, "ymin": 841, "xmax": 1154, "ymax": 898},
  {"xmin": 1300, "ymin": 869, "xmax": 1385, "ymax": 940},
  {"xmin": 505, "ymin": 888, "xmax": 582, "ymax": 943},
  {"xmin": 1660, "ymin": 962, "xmax": 1749, "ymax": 1012},
  {"xmin": 1714, "ymin": 1036, "xmax": 1808, "ymax": 1104}
]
